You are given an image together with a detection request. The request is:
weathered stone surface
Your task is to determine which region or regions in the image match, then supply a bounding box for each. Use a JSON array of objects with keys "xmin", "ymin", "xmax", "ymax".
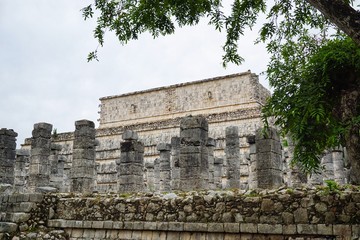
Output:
[
  {"xmin": 28, "ymin": 122, "xmax": 52, "ymax": 192},
  {"xmin": 179, "ymin": 116, "xmax": 209, "ymax": 191},
  {"xmin": 0, "ymin": 128, "xmax": 18, "ymax": 186},
  {"xmin": 118, "ymin": 131, "xmax": 144, "ymax": 193},
  {"xmin": 225, "ymin": 126, "xmax": 240, "ymax": 189},
  {"xmin": 71, "ymin": 120, "xmax": 96, "ymax": 193},
  {"xmin": 255, "ymin": 127, "xmax": 282, "ymax": 189},
  {"xmin": 122, "ymin": 129, "xmax": 138, "ymax": 140}
]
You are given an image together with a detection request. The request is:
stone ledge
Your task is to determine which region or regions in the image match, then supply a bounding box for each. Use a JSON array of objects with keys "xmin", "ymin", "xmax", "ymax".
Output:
[
  {"xmin": 46, "ymin": 220, "xmax": 356, "ymax": 237},
  {"xmin": 1, "ymin": 194, "xmax": 43, "ymax": 203}
]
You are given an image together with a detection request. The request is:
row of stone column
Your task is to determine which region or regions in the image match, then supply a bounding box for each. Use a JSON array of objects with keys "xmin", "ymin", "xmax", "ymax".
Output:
[
  {"xmin": 143, "ymin": 117, "xmax": 285, "ymax": 191},
  {"xmin": 1, "ymin": 116, "xmax": 348, "ymax": 194},
  {"xmin": 0, "ymin": 117, "xmax": 287, "ymax": 193}
]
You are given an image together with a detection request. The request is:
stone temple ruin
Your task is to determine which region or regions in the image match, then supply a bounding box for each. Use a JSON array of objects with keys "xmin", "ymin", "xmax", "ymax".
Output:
[
  {"xmin": 1, "ymin": 72, "xmax": 358, "ymax": 240},
  {"xmin": 0, "ymin": 71, "xmax": 349, "ymax": 194}
]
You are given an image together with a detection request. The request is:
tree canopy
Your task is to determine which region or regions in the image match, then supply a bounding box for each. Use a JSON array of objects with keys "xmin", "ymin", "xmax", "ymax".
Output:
[{"xmin": 83, "ymin": 0, "xmax": 360, "ymax": 183}]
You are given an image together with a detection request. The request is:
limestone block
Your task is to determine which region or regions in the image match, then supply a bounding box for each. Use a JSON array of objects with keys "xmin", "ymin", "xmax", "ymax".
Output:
[
  {"xmin": 256, "ymin": 127, "xmax": 280, "ymax": 141},
  {"xmin": 206, "ymin": 138, "xmax": 216, "ymax": 147},
  {"xmin": 120, "ymin": 141, "xmax": 144, "ymax": 153},
  {"xmin": 183, "ymin": 223, "xmax": 207, "ymax": 232},
  {"xmin": 157, "ymin": 143, "xmax": 171, "ymax": 151},
  {"xmin": 0, "ymin": 222, "xmax": 18, "ymax": 233},
  {"xmin": 75, "ymin": 119, "xmax": 95, "ymax": 129},
  {"xmin": 224, "ymin": 223, "xmax": 240, "ymax": 233},
  {"xmin": 31, "ymin": 123, "xmax": 52, "ymax": 139},
  {"xmin": 180, "ymin": 116, "xmax": 208, "ymax": 131},
  {"xmin": 180, "ymin": 128, "xmax": 208, "ymax": 146},
  {"xmin": 122, "ymin": 130, "xmax": 138, "ymax": 140}
]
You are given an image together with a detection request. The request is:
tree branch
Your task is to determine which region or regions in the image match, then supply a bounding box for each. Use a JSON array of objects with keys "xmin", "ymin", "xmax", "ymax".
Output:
[{"xmin": 306, "ymin": 0, "xmax": 360, "ymax": 45}]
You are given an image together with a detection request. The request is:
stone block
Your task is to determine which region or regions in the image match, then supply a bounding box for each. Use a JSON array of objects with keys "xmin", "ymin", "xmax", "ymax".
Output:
[
  {"xmin": 157, "ymin": 222, "xmax": 168, "ymax": 231},
  {"xmin": 206, "ymin": 138, "xmax": 216, "ymax": 147},
  {"xmin": 83, "ymin": 220, "xmax": 92, "ymax": 228},
  {"xmin": 106, "ymin": 230, "xmax": 119, "ymax": 239},
  {"xmin": 168, "ymin": 222, "xmax": 184, "ymax": 231},
  {"xmin": 256, "ymin": 127, "xmax": 280, "ymax": 141},
  {"xmin": 10, "ymin": 213, "xmax": 30, "ymax": 223},
  {"xmin": 82, "ymin": 229, "xmax": 95, "ymax": 238},
  {"xmin": 112, "ymin": 221, "xmax": 123, "ymax": 229},
  {"xmin": 180, "ymin": 116, "xmax": 208, "ymax": 131},
  {"xmin": 132, "ymin": 230, "xmax": 143, "ymax": 239},
  {"xmin": 240, "ymin": 223, "xmax": 258, "ymax": 233},
  {"xmin": 352, "ymin": 225, "xmax": 360, "ymax": 238},
  {"xmin": 75, "ymin": 119, "xmax": 95, "ymax": 129},
  {"xmin": 256, "ymin": 140, "xmax": 281, "ymax": 154},
  {"xmin": 333, "ymin": 224, "xmax": 351, "ymax": 236},
  {"xmin": 258, "ymin": 224, "xmax": 282, "ymax": 234},
  {"xmin": 71, "ymin": 229, "xmax": 84, "ymax": 238},
  {"xmin": 293, "ymin": 208, "xmax": 309, "ymax": 224},
  {"xmin": 132, "ymin": 221, "xmax": 144, "ymax": 230},
  {"xmin": 226, "ymin": 126, "xmax": 239, "ymax": 137},
  {"xmin": 256, "ymin": 152, "xmax": 282, "ymax": 170},
  {"xmin": 171, "ymin": 136, "xmax": 181, "ymax": 146},
  {"xmin": 47, "ymin": 219, "xmax": 67, "ymax": 228},
  {"xmin": 0, "ymin": 222, "xmax": 17, "ymax": 233},
  {"xmin": 28, "ymin": 193, "xmax": 43, "ymax": 202},
  {"xmin": 143, "ymin": 222, "xmax": 157, "ymax": 230},
  {"xmin": 91, "ymin": 221, "xmax": 104, "ymax": 229},
  {"xmin": 214, "ymin": 158, "xmax": 223, "ymax": 164},
  {"xmin": 118, "ymin": 163, "xmax": 143, "ymax": 175},
  {"xmin": 166, "ymin": 232, "xmax": 180, "ymax": 239},
  {"xmin": 297, "ymin": 224, "xmax": 317, "ymax": 235},
  {"xmin": 32, "ymin": 123, "xmax": 52, "ymax": 138},
  {"xmin": 72, "ymin": 149, "xmax": 95, "ymax": 161},
  {"xmin": 123, "ymin": 221, "xmax": 133, "ymax": 230},
  {"xmin": 283, "ymin": 224, "xmax": 297, "ymax": 235},
  {"xmin": 180, "ymin": 129, "xmax": 208, "ymax": 145},
  {"xmin": 224, "ymin": 223, "xmax": 240, "ymax": 233},
  {"xmin": 184, "ymin": 223, "xmax": 207, "ymax": 232},
  {"xmin": 257, "ymin": 169, "xmax": 283, "ymax": 189},
  {"xmin": 103, "ymin": 220, "xmax": 113, "ymax": 229},
  {"xmin": 317, "ymin": 224, "xmax": 333, "ymax": 235},
  {"xmin": 208, "ymin": 223, "xmax": 224, "ymax": 232},
  {"xmin": 120, "ymin": 142, "xmax": 144, "ymax": 154},
  {"xmin": 157, "ymin": 143, "xmax": 171, "ymax": 151},
  {"xmin": 94, "ymin": 229, "xmax": 106, "ymax": 239},
  {"xmin": 122, "ymin": 130, "xmax": 138, "ymax": 140}
]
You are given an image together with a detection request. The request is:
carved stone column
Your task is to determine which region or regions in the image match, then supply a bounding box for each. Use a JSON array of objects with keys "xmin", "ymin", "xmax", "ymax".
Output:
[
  {"xmin": 170, "ymin": 137, "xmax": 181, "ymax": 190},
  {"xmin": 28, "ymin": 123, "xmax": 52, "ymax": 192},
  {"xmin": 157, "ymin": 143, "xmax": 171, "ymax": 192},
  {"xmin": 225, "ymin": 126, "xmax": 240, "ymax": 189},
  {"xmin": 117, "ymin": 130, "xmax": 144, "ymax": 193},
  {"xmin": 0, "ymin": 128, "xmax": 17, "ymax": 185},
  {"xmin": 179, "ymin": 116, "xmax": 209, "ymax": 191},
  {"xmin": 255, "ymin": 127, "xmax": 283, "ymax": 189},
  {"xmin": 71, "ymin": 120, "xmax": 96, "ymax": 193}
]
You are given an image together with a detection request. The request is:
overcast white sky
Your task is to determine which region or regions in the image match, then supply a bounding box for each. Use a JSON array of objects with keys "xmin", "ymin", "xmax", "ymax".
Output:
[{"xmin": 0, "ymin": 0, "xmax": 270, "ymax": 146}]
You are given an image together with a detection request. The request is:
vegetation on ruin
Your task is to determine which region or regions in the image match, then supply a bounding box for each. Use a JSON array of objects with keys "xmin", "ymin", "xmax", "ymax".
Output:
[
  {"xmin": 263, "ymin": 36, "xmax": 360, "ymax": 179},
  {"xmin": 82, "ymin": 0, "xmax": 360, "ymax": 183}
]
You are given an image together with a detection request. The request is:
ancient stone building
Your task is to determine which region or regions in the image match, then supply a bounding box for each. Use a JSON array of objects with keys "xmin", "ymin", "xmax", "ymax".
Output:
[
  {"xmin": 7, "ymin": 71, "xmax": 348, "ymax": 193},
  {"xmin": 18, "ymin": 71, "xmax": 271, "ymax": 192}
]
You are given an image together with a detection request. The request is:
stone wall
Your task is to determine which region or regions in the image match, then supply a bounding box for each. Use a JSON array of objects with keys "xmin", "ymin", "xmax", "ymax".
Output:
[
  {"xmin": 1, "ymin": 187, "xmax": 360, "ymax": 239},
  {"xmin": 98, "ymin": 72, "xmax": 269, "ymax": 128}
]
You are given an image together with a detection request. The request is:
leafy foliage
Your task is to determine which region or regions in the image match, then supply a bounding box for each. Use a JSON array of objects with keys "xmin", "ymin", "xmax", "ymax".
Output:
[
  {"xmin": 82, "ymin": 0, "xmax": 335, "ymax": 64},
  {"xmin": 263, "ymin": 37, "xmax": 360, "ymax": 173}
]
